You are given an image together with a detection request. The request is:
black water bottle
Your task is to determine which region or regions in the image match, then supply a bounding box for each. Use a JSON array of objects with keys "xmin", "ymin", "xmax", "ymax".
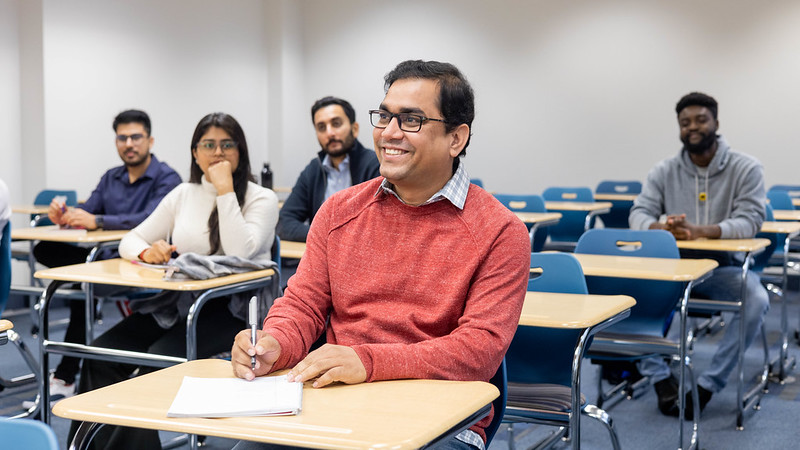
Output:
[{"xmin": 260, "ymin": 163, "xmax": 273, "ymax": 189}]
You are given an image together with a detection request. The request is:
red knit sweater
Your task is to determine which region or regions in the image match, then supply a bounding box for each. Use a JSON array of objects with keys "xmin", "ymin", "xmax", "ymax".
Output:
[{"xmin": 264, "ymin": 177, "xmax": 530, "ymax": 440}]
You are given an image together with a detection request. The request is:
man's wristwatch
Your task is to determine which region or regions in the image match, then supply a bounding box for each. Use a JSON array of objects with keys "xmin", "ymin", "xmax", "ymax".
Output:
[{"xmin": 95, "ymin": 215, "xmax": 104, "ymax": 229}]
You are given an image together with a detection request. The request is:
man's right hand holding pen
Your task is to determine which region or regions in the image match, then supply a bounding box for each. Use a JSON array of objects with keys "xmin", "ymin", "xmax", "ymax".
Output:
[{"xmin": 47, "ymin": 198, "xmax": 68, "ymax": 226}]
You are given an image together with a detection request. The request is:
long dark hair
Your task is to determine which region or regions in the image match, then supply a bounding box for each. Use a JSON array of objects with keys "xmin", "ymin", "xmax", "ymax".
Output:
[{"xmin": 189, "ymin": 112, "xmax": 255, "ymax": 254}]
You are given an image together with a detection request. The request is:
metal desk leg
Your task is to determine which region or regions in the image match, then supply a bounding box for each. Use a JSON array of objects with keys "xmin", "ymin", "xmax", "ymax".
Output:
[
  {"xmin": 68, "ymin": 421, "xmax": 105, "ymax": 450},
  {"xmin": 39, "ymin": 279, "xmax": 67, "ymax": 424}
]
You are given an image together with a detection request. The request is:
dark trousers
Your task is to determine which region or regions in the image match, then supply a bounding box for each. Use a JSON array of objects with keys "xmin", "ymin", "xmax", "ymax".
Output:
[
  {"xmin": 67, "ymin": 298, "xmax": 246, "ymax": 450},
  {"xmin": 33, "ymin": 241, "xmax": 91, "ymax": 384}
]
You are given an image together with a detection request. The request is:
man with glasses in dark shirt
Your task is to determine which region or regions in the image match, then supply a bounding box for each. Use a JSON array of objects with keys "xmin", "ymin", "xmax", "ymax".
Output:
[{"xmin": 27, "ymin": 109, "xmax": 181, "ymax": 405}]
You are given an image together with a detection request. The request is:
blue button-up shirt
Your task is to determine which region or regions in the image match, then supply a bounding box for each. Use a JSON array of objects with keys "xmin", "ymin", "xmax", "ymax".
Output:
[
  {"xmin": 79, "ymin": 154, "xmax": 181, "ymax": 230},
  {"xmin": 322, "ymin": 153, "xmax": 352, "ymax": 201}
]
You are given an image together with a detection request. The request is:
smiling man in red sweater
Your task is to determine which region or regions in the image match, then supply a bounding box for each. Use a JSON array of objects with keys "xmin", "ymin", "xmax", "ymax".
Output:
[{"xmin": 232, "ymin": 60, "xmax": 530, "ymax": 450}]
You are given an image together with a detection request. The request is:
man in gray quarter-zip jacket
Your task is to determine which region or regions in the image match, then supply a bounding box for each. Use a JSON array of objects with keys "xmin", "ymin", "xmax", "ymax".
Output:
[{"xmin": 629, "ymin": 92, "xmax": 769, "ymax": 420}]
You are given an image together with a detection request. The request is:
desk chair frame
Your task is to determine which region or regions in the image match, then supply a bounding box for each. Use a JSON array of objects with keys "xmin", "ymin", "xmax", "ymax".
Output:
[
  {"xmin": 576, "ymin": 229, "xmax": 707, "ymax": 450},
  {"xmin": 503, "ymin": 253, "xmax": 623, "ymax": 450},
  {"xmin": 683, "ymin": 241, "xmax": 771, "ymax": 430},
  {"xmin": 1, "ymin": 222, "xmax": 41, "ymax": 418},
  {"xmin": 37, "ymin": 272, "xmax": 280, "ymax": 425},
  {"xmin": 595, "ymin": 180, "xmax": 641, "ymax": 229}
]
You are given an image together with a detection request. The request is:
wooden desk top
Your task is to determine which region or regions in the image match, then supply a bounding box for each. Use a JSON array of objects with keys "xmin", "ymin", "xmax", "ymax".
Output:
[
  {"xmin": 545, "ymin": 201, "xmax": 613, "ymax": 212},
  {"xmin": 520, "ymin": 292, "xmax": 635, "ymax": 328},
  {"xmin": 11, "ymin": 225, "xmax": 128, "ymax": 243},
  {"xmin": 570, "ymin": 253, "xmax": 718, "ymax": 282},
  {"xmin": 513, "ymin": 211, "xmax": 562, "ymax": 225},
  {"xmin": 761, "ymin": 221, "xmax": 800, "ymax": 236},
  {"xmin": 53, "ymin": 359, "xmax": 498, "ymax": 449},
  {"xmin": 35, "ymin": 259, "xmax": 275, "ymax": 292},
  {"xmin": 280, "ymin": 240, "xmax": 306, "ymax": 260},
  {"xmin": 675, "ymin": 238, "xmax": 770, "ymax": 253},
  {"xmin": 0, "ymin": 319, "xmax": 12, "ymax": 333},
  {"xmin": 773, "ymin": 209, "xmax": 800, "ymax": 221},
  {"xmin": 11, "ymin": 204, "xmax": 49, "ymax": 215},
  {"xmin": 593, "ymin": 193, "xmax": 638, "ymax": 202}
]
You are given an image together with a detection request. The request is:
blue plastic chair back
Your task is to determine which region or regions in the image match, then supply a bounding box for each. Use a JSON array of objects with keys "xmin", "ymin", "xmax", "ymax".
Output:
[
  {"xmin": 753, "ymin": 204, "xmax": 779, "ymax": 272},
  {"xmin": 494, "ymin": 194, "xmax": 548, "ymax": 252},
  {"xmin": 767, "ymin": 189, "xmax": 794, "ymax": 211},
  {"xmin": 470, "ymin": 178, "xmax": 484, "ymax": 188},
  {"xmin": 542, "ymin": 186, "xmax": 595, "ymax": 243},
  {"xmin": 484, "ymin": 358, "xmax": 507, "ymax": 446},
  {"xmin": 506, "ymin": 253, "xmax": 587, "ymax": 387},
  {"xmin": 32, "ymin": 189, "xmax": 78, "ymax": 226},
  {"xmin": 595, "ymin": 180, "xmax": 642, "ymax": 229},
  {"xmin": 596, "ymin": 180, "xmax": 642, "ymax": 195},
  {"xmin": 575, "ymin": 229, "xmax": 684, "ymax": 336},
  {"xmin": 1, "ymin": 222, "xmax": 10, "ymax": 314},
  {"xmin": 769, "ymin": 184, "xmax": 800, "ymax": 201},
  {"xmin": 0, "ymin": 418, "xmax": 59, "ymax": 450}
]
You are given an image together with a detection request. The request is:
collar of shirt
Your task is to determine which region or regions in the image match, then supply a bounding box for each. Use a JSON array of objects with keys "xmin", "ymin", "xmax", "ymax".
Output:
[
  {"xmin": 321, "ymin": 153, "xmax": 350, "ymax": 173},
  {"xmin": 375, "ymin": 158, "xmax": 470, "ymax": 210},
  {"xmin": 111, "ymin": 153, "xmax": 159, "ymax": 184}
]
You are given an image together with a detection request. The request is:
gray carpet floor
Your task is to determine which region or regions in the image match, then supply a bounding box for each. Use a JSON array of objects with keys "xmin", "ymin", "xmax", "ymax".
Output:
[{"xmin": 2, "ymin": 288, "xmax": 800, "ymax": 450}]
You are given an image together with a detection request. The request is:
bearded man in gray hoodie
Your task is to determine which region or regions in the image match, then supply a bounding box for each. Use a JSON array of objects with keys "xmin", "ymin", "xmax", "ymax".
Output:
[{"xmin": 629, "ymin": 92, "xmax": 769, "ymax": 419}]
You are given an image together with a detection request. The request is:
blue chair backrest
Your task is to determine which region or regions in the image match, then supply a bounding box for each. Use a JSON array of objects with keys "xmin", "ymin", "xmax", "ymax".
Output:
[
  {"xmin": 506, "ymin": 253, "xmax": 587, "ymax": 387},
  {"xmin": 494, "ymin": 194, "xmax": 548, "ymax": 252},
  {"xmin": 542, "ymin": 186, "xmax": 595, "ymax": 242},
  {"xmin": 33, "ymin": 189, "xmax": 78, "ymax": 226},
  {"xmin": 0, "ymin": 418, "xmax": 59, "ymax": 450},
  {"xmin": 470, "ymin": 178, "xmax": 484, "ymax": 188},
  {"xmin": 596, "ymin": 180, "xmax": 642, "ymax": 195},
  {"xmin": 769, "ymin": 184, "xmax": 800, "ymax": 200},
  {"xmin": 527, "ymin": 252, "xmax": 588, "ymax": 293},
  {"xmin": 485, "ymin": 358, "xmax": 507, "ymax": 446},
  {"xmin": 767, "ymin": 189, "xmax": 794, "ymax": 211},
  {"xmin": 753, "ymin": 203, "xmax": 779, "ymax": 272},
  {"xmin": 575, "ymin": 228, "xmax": 679, "ymax": 259},
  {"xmin": 575, "ymin": 229, "xmax": 684, "ymax": 336},
  {"xmin": 595, "ymin": 180, "xmax": 642, "ymax": 228},
  {"xmin": 1, "ymin": 222, "xmax": 10, "ymax": 314}
]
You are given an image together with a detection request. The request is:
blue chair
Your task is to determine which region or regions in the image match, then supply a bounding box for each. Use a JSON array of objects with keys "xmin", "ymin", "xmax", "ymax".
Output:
[
  {"xmin": 30, "ymin": 189, "xmax": 79, "ymax": 227},
  {"xmin": 485, "ymin": 359, "xmax": 507, "ymax": 446},
  {"xmin": 595, "ymin": 180, "xmax": 641, "ymax": 229},
  {"xmin": 503, "ymin": 252, "xmax": 619, "ymax": 450},
  {"xmin": 542, "ymin": 186, "xmax": 595, "ymax": 250},
  {"xmin": 575, "ymin": 229, "xmax": 701, "ymax": 446},
  {"xmin": 493, "ymin": 194, "xmax": 548, "ymax": 252},
  {"xmin": 0, "ymin": 419, "xmax": 59, "ymax": 449},
  {"xmin": 769, "ymin": 184, "xmax": 800, "ymax": 204},
  {"xmin": 0, "ymin": 222, "xmax": 41, "ymax": 418},
  {"xmin": 470, "ymin": 178, "xmax": 484, "ymax": 188},
  {"xmin": 767, "ymin": 189, "xmax": 794, "ymax": 211}
]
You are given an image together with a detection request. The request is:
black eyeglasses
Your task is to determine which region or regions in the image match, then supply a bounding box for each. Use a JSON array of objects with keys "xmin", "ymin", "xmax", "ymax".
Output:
[
  {"xmin": 116, "ymin": 133, "xmax": 146, "ymax": 143},
  {"xmin": 369, "ymin": 109, "xmax": 448, "ymax": 133},
  {"xmin": 196, "ymin": 140, "xmax": 238, "ymax": 154}
]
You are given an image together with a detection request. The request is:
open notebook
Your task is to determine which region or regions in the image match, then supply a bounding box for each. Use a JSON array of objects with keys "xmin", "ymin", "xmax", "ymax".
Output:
[{"xmin": 167, "ymin": 375, "xmax": 303, "ymax": 418}]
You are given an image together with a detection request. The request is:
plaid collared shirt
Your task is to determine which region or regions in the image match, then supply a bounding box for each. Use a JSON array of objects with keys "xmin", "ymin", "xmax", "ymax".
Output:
[
  {"xmin": 374, "ymin": 158, "xmax": 483, "ymax": 449},
  {"xmin": 375, "ymin": 158, "xmax": 470, "ymax": 210}
]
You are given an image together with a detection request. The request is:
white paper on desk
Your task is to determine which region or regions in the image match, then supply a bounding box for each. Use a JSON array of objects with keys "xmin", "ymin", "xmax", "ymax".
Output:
[{"xmin": 167, "ymin": 375, "xmax": 303, "ymax": 418}]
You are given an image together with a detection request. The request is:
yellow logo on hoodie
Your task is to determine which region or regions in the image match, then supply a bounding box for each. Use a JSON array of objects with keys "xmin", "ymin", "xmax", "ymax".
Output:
[{"xmin": 699, "ymin": 192, "xmax": 707, "ymax": 202}]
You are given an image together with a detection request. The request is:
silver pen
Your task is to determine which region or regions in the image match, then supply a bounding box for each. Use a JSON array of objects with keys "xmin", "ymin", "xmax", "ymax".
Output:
[{"xmin": 249, "ymin": 296, "xmax": 258, "ymax": 370}]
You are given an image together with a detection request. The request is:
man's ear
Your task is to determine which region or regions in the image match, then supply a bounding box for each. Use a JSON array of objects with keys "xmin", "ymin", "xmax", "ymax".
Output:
[
  {"xmin": 448, "ymin": 124, "xmax": 470, "ymax": 158},
  {"xmin": 351, "ymin": 121, "xmax": 360, "ymax": 138}
]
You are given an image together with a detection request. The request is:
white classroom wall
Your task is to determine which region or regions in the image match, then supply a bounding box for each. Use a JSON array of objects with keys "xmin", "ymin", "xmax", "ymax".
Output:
[{"xmin": 3, "ymin": 0, "xmax": 800, "ymax": 205}]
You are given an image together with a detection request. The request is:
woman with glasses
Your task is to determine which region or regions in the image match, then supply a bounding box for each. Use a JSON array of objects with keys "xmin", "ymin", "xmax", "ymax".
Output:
[{"xmin": 68, "ymin": 112, "xmax": 279, "ymax": 450}]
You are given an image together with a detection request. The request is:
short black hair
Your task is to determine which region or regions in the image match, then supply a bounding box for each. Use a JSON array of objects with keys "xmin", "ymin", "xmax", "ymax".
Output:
[
  {"xmin": 384, "ymin": 60, "xmax": 475, "ymax": 156},
  {"xmin": 311, "ymin": 96, "xmax": 356, "ymax": 125},
  {"xmin": 113, "ymin": 109, "xmax": 151, "ymax": 135},
  {"xmin": 676, "ymin": 92, "xmax": 718, "ymax": 119}
]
